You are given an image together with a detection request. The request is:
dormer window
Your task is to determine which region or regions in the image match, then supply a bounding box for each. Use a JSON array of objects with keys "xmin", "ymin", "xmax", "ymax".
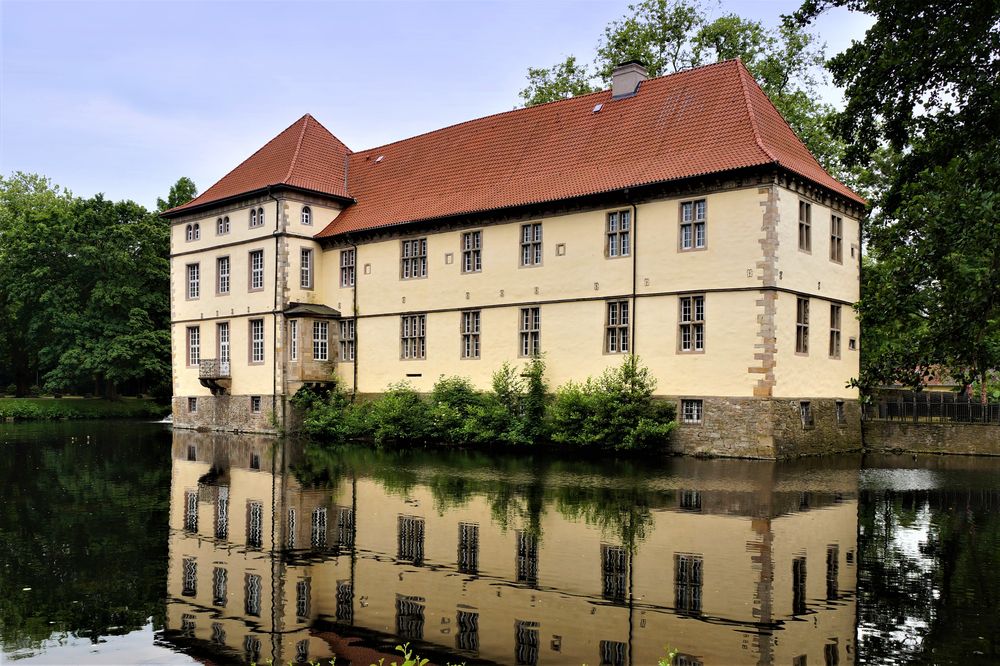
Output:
[{"xmin": 301, "ymin": 206, "xmax": 311, "ymax": 226}]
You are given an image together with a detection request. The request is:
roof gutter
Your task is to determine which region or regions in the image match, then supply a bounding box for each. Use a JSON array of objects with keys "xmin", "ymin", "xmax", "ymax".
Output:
[{"xmin": 160, "ymin": 184, "xmax": 355, "ymax": 220}]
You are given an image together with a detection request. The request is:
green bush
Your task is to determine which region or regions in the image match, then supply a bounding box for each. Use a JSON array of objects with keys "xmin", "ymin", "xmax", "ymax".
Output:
[
  {"xmin": 549, "ymin": 355, "xmax": 676, "ymax": 451},
  {"xmin": 429, "ymin": 376, "xmax": 483, "ymax": 444},
  {"xmin": 366, "ymin": 382, "xmax": 433, "ymax": 446}
]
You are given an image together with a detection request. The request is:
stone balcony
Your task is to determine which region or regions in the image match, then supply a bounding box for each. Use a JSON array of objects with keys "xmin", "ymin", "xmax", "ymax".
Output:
[{"xmin": 198, "ymin": 359, "xmax": 231, "ymax": 395}]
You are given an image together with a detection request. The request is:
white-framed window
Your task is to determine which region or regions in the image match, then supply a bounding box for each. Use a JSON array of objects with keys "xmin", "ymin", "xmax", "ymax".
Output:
[
  {"xmin": 217, "ymin": 216, "xmax": 230, "ymax": 235},
  {"xmin": 462, "ymin": 310, "xmax": 480, "ymax": 359},
  {"xmin": 401, "ymin": 314, "xmax": 426, "ymax": 359},
  {"xmin": 830, "ymin": 214, "xmax": 843, "ymax": 263},
  {"xmin": 184, "ymin": 490, "xmax": 198, "ymax": 532},
  {"xmin": 250, "ymin": 319, "xmax": 265, "ymax": 363},
  {"xmin": 340, "ymin": 248, "xmax": 355, "ymax": 287},
  {"xmin": 311, "ymin": 507, "xmax": 328, "ymax": 548},
  {"xmin": 185, "ymin": 223, "xmax": 200, "ymax": 242},
  {"xmin": 520, "ymin": 223, "xmax": 542, "ymax": 266},
  {"xmin": 796, "ymin": 297, "xmax": 810, "ymax": 354},
  {"xmin": 217, "ymin": 322, "xmax": 230, "ymax": 370},
  {"xmin": 401, "ymin": 238, "xmax": 427, "ymax": 279},
  {"xmin": 187, "ymin": 326, "xmax": 200, "ymax": 366},
  {"xmin": 680, "ymin": 200, "xmax": 706, "ymax": 250},
  {"xmin": 296, "ymin": 579, "xmax": 311, "ymax": 619},
  {"xmin": 519, "ymin": 306, "xmax": 540, "ymax": 357},
  {"xmin": 186, "ymin": 263, "xmax": 200, "ymax": 299},
  {"xmin": 799, "ymin": 201, "xmax": 812, "ymax": 252},
  {"xmin": 245, "ymin": 573, "xmax": 262, "ymax": 616},
  {"xmin": 300, "ymin": 248, "xmax": 313, "ymax": 289},
  {"xmin": 249, "ymin": 249, "xmax": 264, "ymax": 291},
  {"xmin": 462, "ymin": 231, "xmax": 482, "ymax": 273},
  {"xmin": 250, "ymin": 396, "xmax": 261, "ymax": 413},
  {"xmin": 247, "ymin": 502, "xmax": 263, "ymax": 549},
  {"xmin": 216, "ymin": 256, "xmax": 230, "ymax": 294},
  {"xmin": 679, "ymin": 295, "xmax": 705, "ymax": 352},
  {"xmin": 301, "ymin": 206, "xmax": 311, "ymax": 226},
  {"xmin": 215, "ymin": 486, "xmax": 229, "ymax": 540},
  {"xmin": 606, "ymin": 300, "xmax": 629, "ymax": 353},
  {"xmin": 250, "ymin": 206, "xmax": 264, "ymax": 228},
  {"xmin": 681, "ymin": 399, "xmax": 703, "ymax": 424},
  {"xmin": 289, "ymin": 320, "xmax": 298, "ymax": 361},
  {"xmin": 339, "ymin": 320, "xmax": 355, "ymax": 361},
  {"xmin": 212, "ymin": 567, "xmax": 227, "ymax": 607},
  {"xmin": 313, "ymin": 321, "xmax": 329, "ymax": 361},
  {"xmin": 181, "ymin": 557, "xmax": 197, "ymax": 596},
  {"xmin": 607, "ymin": 210, "xmax": 631, "ymax": 257},
  {"xmin": 829, "ymin": 304, "xmax": 841, "ymax": 359}
]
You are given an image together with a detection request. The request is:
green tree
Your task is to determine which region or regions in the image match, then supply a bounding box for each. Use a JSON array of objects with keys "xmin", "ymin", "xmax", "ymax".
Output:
[
  {"xmin": 156, "ymin": 176, "xmax": 197, "ymax": 212},
  {"xmin": 520, "ymin": 0, "xmax": 848, "ymax": 180},
  {"xmin": 519, "ymin": 56, "xmax": 599, "ymax": 106},
  {"xmin": 793, "ymin": 0, "xmax": 1000, "ymax": 395}
]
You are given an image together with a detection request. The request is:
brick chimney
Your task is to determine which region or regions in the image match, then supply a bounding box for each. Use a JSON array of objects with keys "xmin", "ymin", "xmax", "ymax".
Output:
[{"xmin": 611, "ymin": 61, "xmax": 648, "ymax": 98}]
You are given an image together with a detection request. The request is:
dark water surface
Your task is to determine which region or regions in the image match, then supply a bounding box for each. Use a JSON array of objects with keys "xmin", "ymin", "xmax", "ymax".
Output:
[{"xmin": 0, "ymin": 423, "xmax": 997, "ymax": 665}]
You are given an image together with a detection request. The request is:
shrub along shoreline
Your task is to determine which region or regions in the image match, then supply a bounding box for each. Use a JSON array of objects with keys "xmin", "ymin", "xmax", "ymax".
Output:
[
  {"xmin": 0, "ymin": 397, "xmax": 169, "ymax": 421},
  {"xmin": 292, "ymin": 355, "xmax": 677, "ymax": 452}
]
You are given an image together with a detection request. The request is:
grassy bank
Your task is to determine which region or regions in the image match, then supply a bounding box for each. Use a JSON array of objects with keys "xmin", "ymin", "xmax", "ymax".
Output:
[{"xmin": 0, "ymin": 397, "xmax": 169, "ymax": 421}]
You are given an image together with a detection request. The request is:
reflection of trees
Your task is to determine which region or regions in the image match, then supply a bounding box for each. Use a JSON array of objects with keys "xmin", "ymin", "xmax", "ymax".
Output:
[
  {"xmin": 292, "ymin": 442, "xmax": 657, "ymax": 546},
  {"xmin": 0, "ymin": 424, "xmax": 170, "ymax": 652},
  {"xmin": 857, "ymin": 489, "xmax": 1000, "ymax": 664}
]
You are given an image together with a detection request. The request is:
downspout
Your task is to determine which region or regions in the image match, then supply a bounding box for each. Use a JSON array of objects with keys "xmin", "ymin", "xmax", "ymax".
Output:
[
  {"xmin": 629, "ymin": 197, "xmax": 638, "ymax": 355},
  {"xmin": 268, "ymin": 186, "xmax": 282, "ymax": 430},
  {"xmin": 347, "ymin": 235, "xmax": 360, "ymax": 398}
]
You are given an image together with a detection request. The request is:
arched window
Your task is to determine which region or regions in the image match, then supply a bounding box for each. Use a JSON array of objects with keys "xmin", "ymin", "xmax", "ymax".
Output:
[
  {"xmin": 217, "ymin": 217, "xmax": 223, "ymax": 234},
  {"xmin": 301, "ymin": 206, "xmax": 311, "ymax": 225},
  {"xmin": 218, "ymin": 216, "xmax": 230, "ymax": 235},
  {"xmin": 258, "ymin": 207, "xmax": 265, "ymax": 226},
  {"xmin": 185, "ymin": 224, "xmax": 194, "ymax": 241},
  {"xmin": 192, "ymin": 223, "xmax": 200, "ymax": 240},
  {"xmin": 250, "ymin": 209, "xmax": 257, "ymax": 226}
]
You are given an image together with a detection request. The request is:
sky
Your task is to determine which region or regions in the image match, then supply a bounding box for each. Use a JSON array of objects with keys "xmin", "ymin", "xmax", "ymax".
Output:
[{"xmin": 0, "ymin": 1, "xmax": 874, "ymax": 210}]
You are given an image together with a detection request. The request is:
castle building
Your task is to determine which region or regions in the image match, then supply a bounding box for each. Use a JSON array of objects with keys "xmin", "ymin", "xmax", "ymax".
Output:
[{"xmin": 163, "ymin": 59, "xmax": 865, "ymax": 457}]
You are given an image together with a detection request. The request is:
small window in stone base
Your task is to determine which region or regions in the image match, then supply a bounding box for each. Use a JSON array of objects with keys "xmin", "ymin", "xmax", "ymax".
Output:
[
  {"xmin": 250, "ymin": 396, "xmax": 262, "ymax": 413},
  {"xmin": 681, "ymin": 399, "xmax": 703, "ymax": 424},
  {"xmin": 800, "ymin": 401, "xmax": 814, "ymax": 428},
  {"xmin": 250, "ymin": 452, "xmax": 261, "ymax": 470},
  {"xmin": 187, "ymin": 445, "xmax": 197, "ymax": 461},
  {"xmin": 188, "ymin": 397, "xmax": 197, "ymax": 413},
  {"xmin": 835, "ymin": 400, "xmax": 846, "ymax": 426}
]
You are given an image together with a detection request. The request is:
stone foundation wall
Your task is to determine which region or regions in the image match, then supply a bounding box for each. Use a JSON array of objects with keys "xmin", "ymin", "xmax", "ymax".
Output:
[
  {"xmin": 671, "ymin": 396, "xmax": 862, "ymax": 459},
  {"xmin": 863, "ymin": 421, "xmax": 1000, "ymax": 456},
  {"xmin": 172, "ymin": 394, "xmax": 284, "ymax": 434}
]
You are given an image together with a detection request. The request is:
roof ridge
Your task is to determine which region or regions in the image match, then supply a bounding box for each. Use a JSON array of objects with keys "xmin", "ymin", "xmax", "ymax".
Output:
[
  {"xmin": 735, "ymin": 59, "xmax": 779, "ymax": 164},
  {"xmin": 284, "ymin": 114, "xmax": 311, "ymax": 183},
  {"xmin": 352, "ymin": 60, "xmax": 743, "ymax": 156}
]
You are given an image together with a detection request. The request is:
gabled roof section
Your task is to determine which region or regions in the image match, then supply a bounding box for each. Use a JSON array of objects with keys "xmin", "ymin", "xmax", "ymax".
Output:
[
  {"xmin": 165, "ymin": 114, "xmax": 352, "ymax": 216},
  {"xmin": 317, "ymin": 59, "xmax": 862, "ymax": 237}
]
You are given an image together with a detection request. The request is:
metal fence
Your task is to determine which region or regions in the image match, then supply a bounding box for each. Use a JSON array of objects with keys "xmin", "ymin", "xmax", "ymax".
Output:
[{"xmin": 863, "ymin": 389, "xmax": 1000, "ymax": 424}]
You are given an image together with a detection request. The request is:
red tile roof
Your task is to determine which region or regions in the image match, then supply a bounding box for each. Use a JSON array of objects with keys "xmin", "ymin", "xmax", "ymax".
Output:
[
  {"xmin": 167, "ymin": 113, "xmax": 351, "ymax": 214},
  {"xmin": 166, "ymin": 60, "xmax": 864, "ymax": 230}
]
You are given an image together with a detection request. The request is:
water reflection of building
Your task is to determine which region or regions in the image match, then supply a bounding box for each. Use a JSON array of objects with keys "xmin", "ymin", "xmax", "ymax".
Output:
[{"xmin": 164, "ymin": 431, "xmax": 858, "ymax": 665}]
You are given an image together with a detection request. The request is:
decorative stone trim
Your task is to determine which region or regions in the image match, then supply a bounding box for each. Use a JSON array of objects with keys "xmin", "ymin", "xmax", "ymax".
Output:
[{"xmin": 751, "ymin": 186, "xmax": 779, "ymax": 398}]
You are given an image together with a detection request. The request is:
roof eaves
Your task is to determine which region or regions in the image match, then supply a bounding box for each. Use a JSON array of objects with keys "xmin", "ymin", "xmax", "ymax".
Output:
[{"xmin": 161, "ymin": 184, "xmax": 354, "ymax": 219}]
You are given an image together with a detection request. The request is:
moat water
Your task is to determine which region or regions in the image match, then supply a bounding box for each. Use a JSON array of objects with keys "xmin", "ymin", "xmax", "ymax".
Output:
[{"xmin": 0, "ymin": 421, "xmax": 997, "ymax": 665}]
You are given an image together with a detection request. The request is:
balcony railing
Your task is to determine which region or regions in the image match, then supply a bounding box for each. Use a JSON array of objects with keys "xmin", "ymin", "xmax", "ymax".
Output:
[{"xmin": 198, "ymin": 359, "xmax": 231, "ymax": 380}]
